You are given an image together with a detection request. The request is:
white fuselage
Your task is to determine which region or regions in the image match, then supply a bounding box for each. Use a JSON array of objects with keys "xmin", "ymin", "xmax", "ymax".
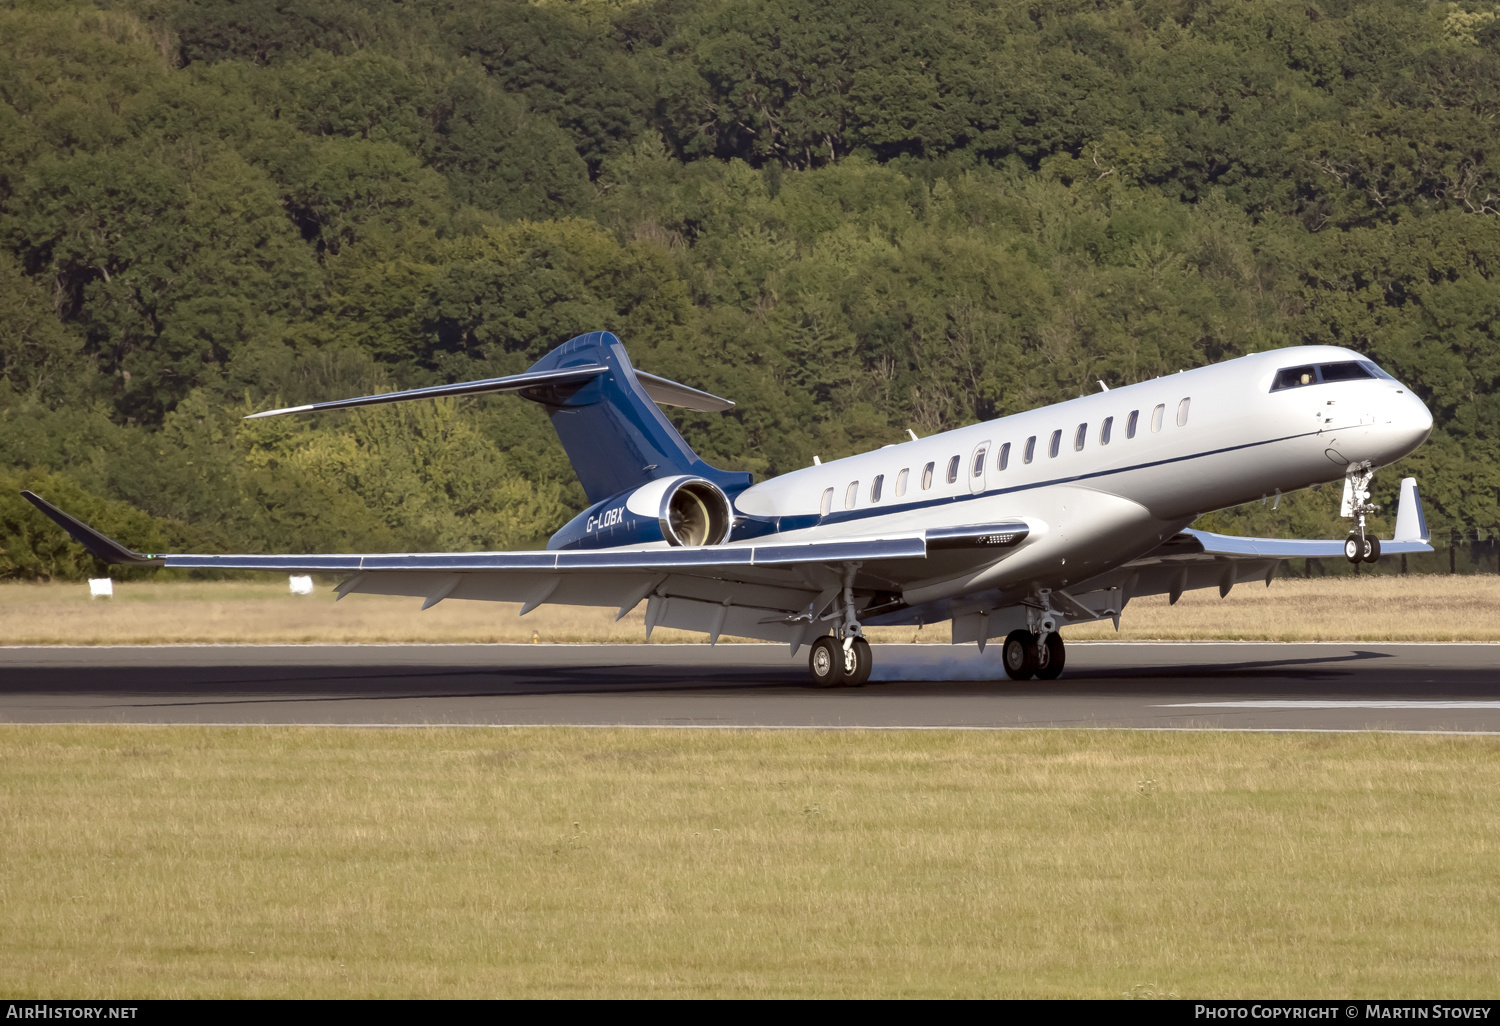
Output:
[{"xmin": 732, "ymin": 345, "xmax": 1433, "ymax": 604}]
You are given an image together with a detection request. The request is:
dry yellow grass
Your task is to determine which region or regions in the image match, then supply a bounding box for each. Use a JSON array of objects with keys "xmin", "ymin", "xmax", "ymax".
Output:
[
  {"xmin": 1, "ymin": 725, "xmax": 1497, "ymax": 998},
  {"xmin": 2, "ymin": 573, "xmax": 1498, "ymax": 644}
]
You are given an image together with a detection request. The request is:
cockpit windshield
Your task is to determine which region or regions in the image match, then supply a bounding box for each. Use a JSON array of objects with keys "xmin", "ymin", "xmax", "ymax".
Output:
[
  {"xmin": 1272, "ymin": 366, "xmax": 1316, "ymax": 391},
  {"xmin": 1271, "ymin": 360, "xmax": 1393, "ymax": 391},
  {"xmin": 1320, "ymin": 361, "xmax": 1374, "ymax": 382}
]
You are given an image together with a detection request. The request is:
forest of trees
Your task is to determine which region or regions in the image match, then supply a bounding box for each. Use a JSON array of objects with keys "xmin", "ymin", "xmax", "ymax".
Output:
[{"xmin": 2, "ymin": 0, "xmax": 1498, "ymax": 579}]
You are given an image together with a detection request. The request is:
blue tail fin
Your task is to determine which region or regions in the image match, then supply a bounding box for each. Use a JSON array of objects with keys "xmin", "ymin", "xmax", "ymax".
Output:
[{"xmin": 520, "ymin": 332, "xmax": 750, "ymax": 505}]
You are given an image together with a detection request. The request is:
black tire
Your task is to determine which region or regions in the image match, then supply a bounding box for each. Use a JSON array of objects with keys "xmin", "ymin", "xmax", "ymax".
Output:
[
  {"xmin": 809, "ymin": 636, "xmax": 844, "ymax": 688},
  {"xmin": 843, "ymin": 637, "xmax": 873, "ymax": 686},
  {"xmin": 1344, "ymin": 534, "xmax": 1362, "ymax": 563},
  {"xmin": 1363, "ymin": 536, "xmax": 1382, "ymax": 563},
  {"xmin": 1035, "ymin": 633, "xmax": 1066, "ymax": 680},
  {"xmin": 1002, "ymin": 630, "xmax": 1035, "ymax": 681}
]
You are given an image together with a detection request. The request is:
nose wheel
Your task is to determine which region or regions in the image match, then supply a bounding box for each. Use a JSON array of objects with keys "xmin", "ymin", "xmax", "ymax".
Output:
[{"xmin": 1344, "ymin": 533, "xmax": 1382, "ymax": 563}]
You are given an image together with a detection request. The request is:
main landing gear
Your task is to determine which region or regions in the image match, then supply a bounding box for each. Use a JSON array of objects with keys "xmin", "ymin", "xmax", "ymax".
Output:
[
  {"xmin": 807, "ymin": 562, "xmax": 872, "ymax": 687},
  {"xmin": 999, "ymin": 588, "xmax": 1068, "ymax": 681},
  {"xmin": 1343, "ymin": 462, "xmax": 1383, "ymax": 564},
  {"xmin": 1001, "ymin": 630, "xmax": 1065, "ymax": 681},
  {"xmin": 808, "ymin": 634, "xmax": 872, "ymax": 687}
]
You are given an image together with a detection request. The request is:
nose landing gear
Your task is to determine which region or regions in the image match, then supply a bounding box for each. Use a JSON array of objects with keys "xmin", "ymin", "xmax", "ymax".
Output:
[{"xmin": 1342, "ymin": 463, "xmax": 1384, "ymax": 564}]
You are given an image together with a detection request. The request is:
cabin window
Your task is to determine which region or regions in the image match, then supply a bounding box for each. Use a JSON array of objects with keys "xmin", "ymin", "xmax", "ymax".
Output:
[
  {"xmin": 870, "ymin": 475, "xmax": 884, "ymax": 502},
  {"xmin": 1177, "ymin": 398, "xmax": 1190, "ymax": 426},
  {"xmin": 1074, "ymin": 423, "xmax": 1087, "ymax": 451},
  {"xmin": 1048, "ymin": 430, "xmax": 1061, "ymax": 458},
  {"xmin": 820, "ymin": 488, "xmax": 834, "ymax": 516},
  {"xmin": 997, "ymin": 442, "xmax": 1010, "ymax": 471},
  {"xmin": 1100, "ymin": 417, "xmax": 1113, "ymax": 445},
  {"xmin": 1271, "ymin": 365, "xmax": 1316, "ymax": 391},
  {"xmin": 845, "ymin": 482, "xmax": 858, "ymax": 509},
  {"xmin": 921, "ymin": 462, "xmax": 935, "ymax": 489},
  {"xmin": 895, "ymin": 468, "xmax": 909, "ymax": 497},
  {"xmin": 946, "ymin": 455, "xmax": 960, "ymax": 484},
  {"xmin": 1023, "ymin": 436, "xmax": 1036, "ymax": 463},
  {"xmin": 1126, "ymin": 411, "xmax": 1139, "ymax": 438},
  {"xmin": 1151, "ymin": 404, "xmax": 1165, "ymax": 432},
  {"xmin": 972, "ymin": 448, "xmax": 987, "ymax": 478},
  {"xmin": 1320, "ymin": 361, "xmax": 1375, "ymax": 382}
]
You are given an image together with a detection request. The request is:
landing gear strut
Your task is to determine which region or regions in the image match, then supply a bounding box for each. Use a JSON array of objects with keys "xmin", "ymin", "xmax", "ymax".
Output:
[
  {"xmin": 807, "ymin": 562, "xmax": 872, "ymax": 687},
  {"xmin": 1343, "ymin": 463, "xmax": 1383, "ymax": 564}
]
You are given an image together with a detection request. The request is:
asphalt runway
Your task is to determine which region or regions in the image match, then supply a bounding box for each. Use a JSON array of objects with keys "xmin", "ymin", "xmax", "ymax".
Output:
[{"xmin": 1, "ymin": 642, "xmax": 1498, "ymax": 732}]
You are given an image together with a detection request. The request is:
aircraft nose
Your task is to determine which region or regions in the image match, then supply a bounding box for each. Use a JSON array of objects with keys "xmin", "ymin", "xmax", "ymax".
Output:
[{"xmin": 1388, "ymin": 390, "xmax": 1433, "ymax": 457}]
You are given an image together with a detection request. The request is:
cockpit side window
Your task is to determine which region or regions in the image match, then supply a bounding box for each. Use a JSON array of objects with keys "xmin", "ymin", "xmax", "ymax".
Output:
[
  {"xmin": 1271, "ymin": 365, "xmax": 1316, "ymax": 391},
  {"xmin": 1319, "ymin": 361, "xmax": 1375, "ymax": 382},
  {"xmin": 1361, "ymin": 361, "xmax": 1396, "ymax": 381}
]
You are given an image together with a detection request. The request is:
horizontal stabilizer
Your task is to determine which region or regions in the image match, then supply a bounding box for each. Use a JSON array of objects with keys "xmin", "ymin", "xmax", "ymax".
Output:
[
  {"xmin": 243, "ymin": 365, "xmax": 609, "ymax": 419},
  {"xmin": 243, "ymin": 365, "xmax": 734, "ymax": 420},
  {"xmin": 635, "ymin": 371, "xmax": 734, "ymax": 412},
  {"xmin": 20, "ymin": 492, "xmax": 162, "ymax": 566}
]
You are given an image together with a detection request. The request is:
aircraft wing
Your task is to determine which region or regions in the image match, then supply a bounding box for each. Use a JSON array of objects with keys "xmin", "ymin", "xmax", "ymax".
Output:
[
  {"xmin": 20, "ymin": 490, "xmax": 1025, "ymax": 647},
  {"xmin": 1059, "ymin": 477, "xmax": 1432, "ymax": 615}
]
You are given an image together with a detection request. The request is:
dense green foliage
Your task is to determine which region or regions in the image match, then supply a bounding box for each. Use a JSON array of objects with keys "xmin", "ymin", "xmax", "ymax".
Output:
[{"xmin": 2, "ymin": 0, "xmax": 1498, "ymax": 578}]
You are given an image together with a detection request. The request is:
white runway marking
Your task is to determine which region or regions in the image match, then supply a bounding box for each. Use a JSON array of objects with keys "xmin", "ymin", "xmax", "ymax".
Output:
[{"xmin": 1158, "ymin": 700, "xmax": 1500, "ymax": 710}]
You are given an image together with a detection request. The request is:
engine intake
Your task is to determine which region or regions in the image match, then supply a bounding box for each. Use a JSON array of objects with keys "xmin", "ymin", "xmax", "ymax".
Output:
[
  {"xmin": 659, "ymin": 479, "xmax": 732, "ymax": 547},
  {"xmin": 548, "ymin": 474, "xmax": 736, "ymax": 551}
]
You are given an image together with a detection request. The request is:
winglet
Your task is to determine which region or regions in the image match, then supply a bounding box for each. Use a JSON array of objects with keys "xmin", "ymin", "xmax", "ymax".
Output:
[
  {"xmin": 1392, "ymin": 476, "xmax": 1429, "ymax": 543},
  {"xmin": 20, "ymin": 491, "xmax": 163, "ymax": 566}
]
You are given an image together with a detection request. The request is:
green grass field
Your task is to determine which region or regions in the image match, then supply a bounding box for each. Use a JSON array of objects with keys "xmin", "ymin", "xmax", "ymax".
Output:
[{"xmin": 3, "ymin": 726, "xmax": 1498, "ymax": 998}]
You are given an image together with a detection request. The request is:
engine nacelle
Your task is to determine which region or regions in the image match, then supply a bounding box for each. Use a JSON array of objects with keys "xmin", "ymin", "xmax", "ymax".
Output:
[{"xmin": 548, "ymin": 475, "xmax": 734, "ymax": 551}]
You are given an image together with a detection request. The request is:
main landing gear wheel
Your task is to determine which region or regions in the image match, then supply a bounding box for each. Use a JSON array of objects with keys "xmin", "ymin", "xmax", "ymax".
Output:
[
  {"xmin": 808, "ymin": 636, "xmax": 873, "ymax": 687},
  {"xmin": 1002, "ymin": 630, "xmax": 1067, "ymax": 681},
  {"xmin": 1364, "ymin": 536, "xmax": 1382, "ymax": 563},
  {"xmin": 1034, "ymin": 632, "xmax": 1066, "ymax": 681},
  {"xmin": 809, "ymin": 636, "xmax": 844, "ymax": 688},
  {"xmin": 1002, "ymin": 630, "xmax": 1035, "ymax": 681},
  {"xmin": 842, "ymin": 637, "xmax": 872, "ymax": 687}
]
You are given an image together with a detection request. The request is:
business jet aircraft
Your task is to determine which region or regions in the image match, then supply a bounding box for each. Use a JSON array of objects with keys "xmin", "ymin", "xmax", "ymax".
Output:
[{"xmin": 25, "ymin": 331, "xmax": 1434, "ymax": 686}]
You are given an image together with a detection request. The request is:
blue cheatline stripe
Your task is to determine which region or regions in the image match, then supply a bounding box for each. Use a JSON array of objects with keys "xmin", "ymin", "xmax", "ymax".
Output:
[{"xmin": 804, "ymin": 428, "xmax": 1324, "ymax": 529}]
